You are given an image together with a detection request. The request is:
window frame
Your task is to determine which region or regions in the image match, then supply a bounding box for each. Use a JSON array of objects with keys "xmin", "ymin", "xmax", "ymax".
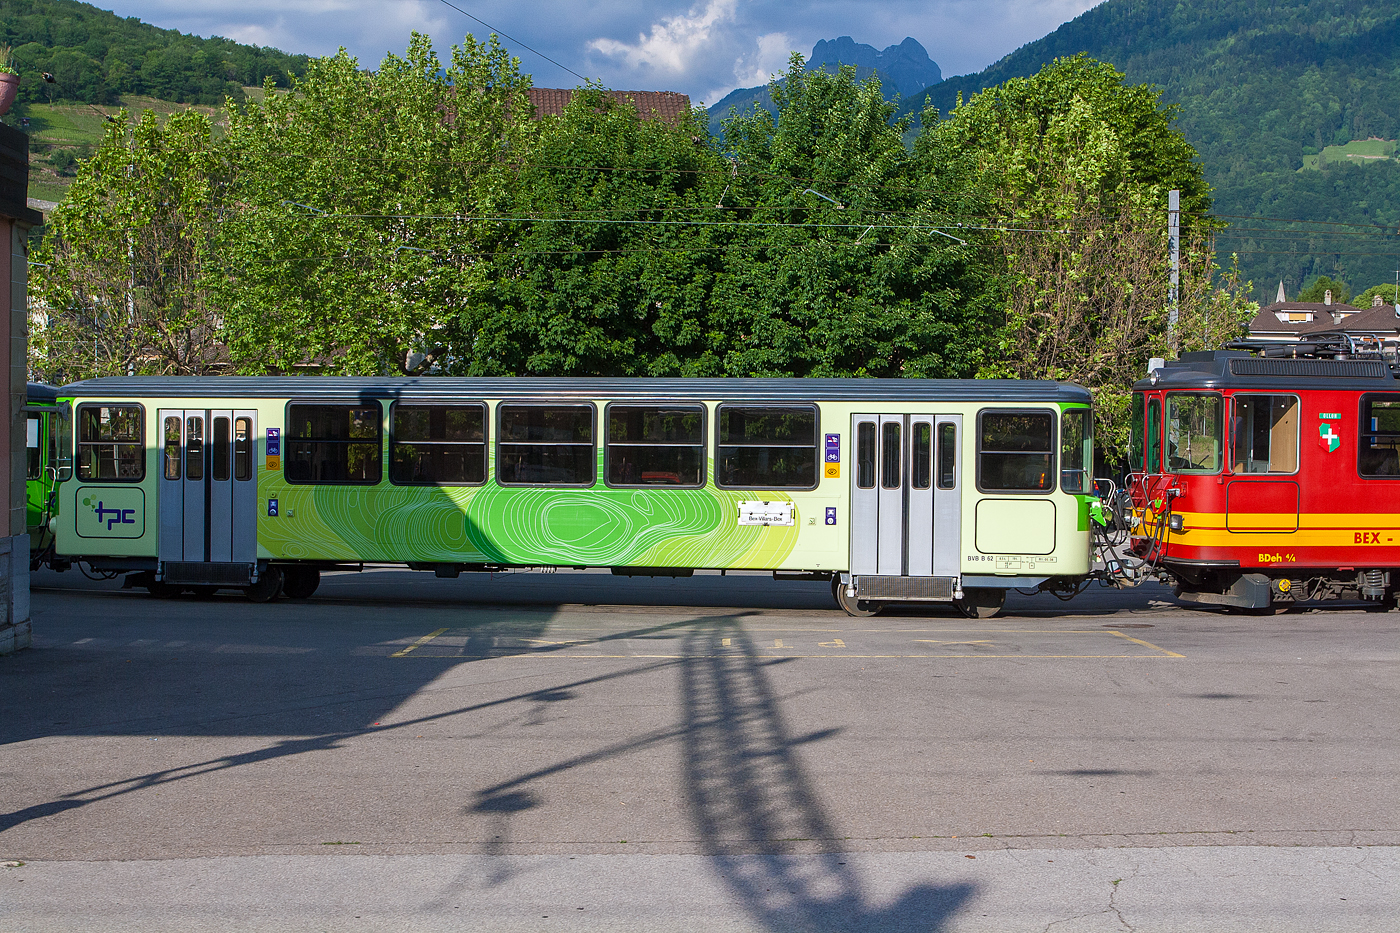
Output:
[
  {"xmin": 713, "ymin": 402, "xmax": 821, "ymax": 491},
  {"xmin": 75, "ymin": 402, "xmax": 146, "ymax": 483},
  {"xmin": 495, "ymin": 400, "xmax": 598, "ymax": 488},
  {"xmin": 282, "ymin": 400, "xmax": 385, "ymax": 487},
  {"xmin": 1229, "ymin": 392, "xmax": 1301, "ymax": 476},
  {"xmin": 1165, "ymin": 392, "xmax": 1225, "ymax": 476},
  {"xmin": 388, "ymin": 400, "xmax": 489, "ymax": 487},
  {"xmin": 602, "ymin": 401, "xmax": 707, "ymax": 490},
  {"xmin": 1357, "ymin": 392, "xmax": 1400, "ymax": 480},
  {"xmin": 974, "ymin": 407, "xmax": 1057, "ymax": 495},
  {"xmin": 1059, "ymin": 406, "xmax": 1093, "ymax": 493}
]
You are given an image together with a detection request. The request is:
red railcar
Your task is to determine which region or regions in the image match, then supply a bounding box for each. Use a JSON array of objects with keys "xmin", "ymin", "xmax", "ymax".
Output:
[{"xmin": 1126, "ymin": 350, "xmax": 1399, "ymax": 610}]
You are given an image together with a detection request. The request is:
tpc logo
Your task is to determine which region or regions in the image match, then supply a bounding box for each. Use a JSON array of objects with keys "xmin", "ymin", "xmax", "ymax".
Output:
[
  {"xmin": 75, "ymin": 487, "xmax": 146, "ymax": 539},
  {"xmin": 89, "ymin": 497, "xmax": 136, "ymax": 529}
]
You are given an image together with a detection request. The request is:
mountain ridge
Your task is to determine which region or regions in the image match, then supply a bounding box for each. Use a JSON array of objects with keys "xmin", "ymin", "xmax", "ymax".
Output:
[
  {"xmin": 707, "ymin": 36, "xmax": 940, "ymax": 134},
  {"xmin": 894, "ymin": 0, "xmax": 1400, "ymax": 299}
]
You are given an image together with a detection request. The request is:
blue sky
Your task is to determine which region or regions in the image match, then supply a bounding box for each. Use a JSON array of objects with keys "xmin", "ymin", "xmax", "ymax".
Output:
[{"xmin": 98, "ymin": 0, "xmax": 1102, "ymax": 106}]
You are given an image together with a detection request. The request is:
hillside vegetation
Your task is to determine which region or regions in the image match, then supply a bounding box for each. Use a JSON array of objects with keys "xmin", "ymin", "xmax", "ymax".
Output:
[
  {"xmin": 0, "ymin": 0, "xmax": 307, "ymax": 105},
  {"xmin": 899, "ymin": 0, "xmax": 1400, "ymax": 301}
]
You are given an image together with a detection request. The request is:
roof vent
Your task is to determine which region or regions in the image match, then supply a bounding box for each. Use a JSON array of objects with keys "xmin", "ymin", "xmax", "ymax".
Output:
[{"xmin": 1325, "ymin": 289, "xmax": 1333, "ymax": 305}]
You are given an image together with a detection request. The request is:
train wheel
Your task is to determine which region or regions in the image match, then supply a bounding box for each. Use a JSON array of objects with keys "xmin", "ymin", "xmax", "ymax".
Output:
[
  {"xmin": 956, "ymin": 587, "xmax": 1006, "ymax": 619},
  {"xmin": 244, "ymin": 565, "xmax": 283, "ymax": 603},
  {"xmin": 832, "ymin": 578, "xmax": 881, "ymax": 617},
  {"xmin": 282, "ymin": 567, "xmax": 321, "ymax": 600}
]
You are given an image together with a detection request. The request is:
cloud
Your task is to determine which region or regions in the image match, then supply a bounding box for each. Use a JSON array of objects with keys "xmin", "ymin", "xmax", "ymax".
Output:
[
  {"xmin": 587, "ymin": 0, "xmax": 738, "ymax": 75},
  {"xmin": 729, "ymin": 31, "xmax": 795, "ymax": 89},
  {"xmin": 92, "ymin": 0, "xmax": 1106, "ymax": 104}
]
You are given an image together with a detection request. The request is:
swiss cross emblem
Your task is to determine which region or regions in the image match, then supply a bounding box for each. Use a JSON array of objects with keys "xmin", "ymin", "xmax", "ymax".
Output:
[{"xmin": 1318, "ymin": 421, "xmax": 1340, "ymax": 453}]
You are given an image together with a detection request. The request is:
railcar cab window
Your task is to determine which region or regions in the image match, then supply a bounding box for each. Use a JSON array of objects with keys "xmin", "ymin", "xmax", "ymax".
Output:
[
  {"xmin": 1166, "ymin": 394, "xmax": 1223, "ymax": 474},
  {"xmin": 391, "ymin": 404, "xmax": 487, "ymax": 485},
  {"xmin": 1231, "ymin": 395, "xmax": 1299, "ymax": 474},
  {"xmin": 977, "ymin": 410, "xmax": 1054, "ymax": 492},
  {"xmin": 605, "ymin": 405, "xmax": 704, "ymax": 487},
  {"xmin": 25, "ymin": 413, "xmax": 42, "ymax": 480},
  {"xmin": 1358, "ymin": 394, "xmax": 1400, "ymax": 477},
  {"xmin": 716, "ymin": 406, "xmax": 818, "ymax": 488},
  {"xmin": 77, "ymin": 404, "xmax": 144, "ymax": 481},
  {"xmin": 498, "ymin": 405, "xmax": 595, "ymax": 485},
  {"xmin": 1060, "ymin": 408, "xmax": 1092, "ymax": 493},
  {"xmin": 285, "ymin": 404, "xmax": 382, "ymax": 485}
]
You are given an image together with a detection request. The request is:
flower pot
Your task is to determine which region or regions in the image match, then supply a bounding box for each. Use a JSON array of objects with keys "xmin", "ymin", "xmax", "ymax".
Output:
[{"xmin": 0, "ymin": 73, "xmax": 18, "ymax": 116}]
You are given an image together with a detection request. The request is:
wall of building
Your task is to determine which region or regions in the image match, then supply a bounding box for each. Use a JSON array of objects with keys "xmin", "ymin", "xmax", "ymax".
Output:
[{"xmin": 0, "ymin": 122, "xmax": 40, "ymax": 654}]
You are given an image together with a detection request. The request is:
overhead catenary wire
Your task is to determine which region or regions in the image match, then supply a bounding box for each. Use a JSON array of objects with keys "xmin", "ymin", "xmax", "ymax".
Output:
[{"xmin": 432, "ymin": 0, "xmax": 589, "ymax": 84}]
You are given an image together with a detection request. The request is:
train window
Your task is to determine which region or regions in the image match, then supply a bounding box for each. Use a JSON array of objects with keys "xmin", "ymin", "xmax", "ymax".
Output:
[
  {"xmin": 1231, "ymin": 395, "xmax": 1299, "ymax": 474},
  {"xmin": 1358, "ymin": 394, "xmax": 1400, "ymax": 477},
  {"xmin": 716, "ymin": 406, "xmax": 818, "ymax": 488},
  {"xmin": 498, "ymin": 405, "xmax": 594, "ymax": 485},
  {"xmin": 605, "ymin": 405, "xmax": 704, "ymax": 487},
  {"xmin": 212, "ymin": 417, "xmax": 231, "ymax": 482},
  {"xmin": 880, "ymin": 422, "xmax": 901, "ymax": 489},
  {"xmin": 937, "ymin": 423, "xmax": 956, "ymax": 489},
  {"xmin": 185, "ymin": 417, "xmax": 204, "ymax": 481},
  {"xmin": 391, "ymin": 404, "xmax": 487, "ymax": 486},
  {"xmin": 285, "ymin": 404, "xmax": 383, "ymax": 485},
  {"xmin": 977, "ymin": 410, "xmax": 1054, "ymax": 492},
  {"xmin": 1167, "ymin": 394, "xmax": 1223, "ymax": 474},
  {"xmin": 234, "ymin": 417, "xmax": 252, "ymax": 481},
  {"xmin": 163, "ymin": 416, "xmax": 181, "ymax": 480},
  {"xmin": 1146, "ymin": 398, "xmax": 1162, "ymax": 474},
  {"xmin": 856, "ymin": 422, "xmax": 876, "ymax": 488},
  {"xmin": 1130, "ymin": 394, "xmax": 1145, "ymax": 471},
  {"xmin": 26, "ymin": 414, "xmax": 41, "ymax": 480},
  {"xmin": 76, "ymin": 404, "xmax": 144, "ymax": 481},
  {"xmin": 912, "ymin": 423, "xmax": 932, "ymax": 490},
  {"xmin": 1061, "ymin": 408, "xmax": 1092, "ymax": 492}
]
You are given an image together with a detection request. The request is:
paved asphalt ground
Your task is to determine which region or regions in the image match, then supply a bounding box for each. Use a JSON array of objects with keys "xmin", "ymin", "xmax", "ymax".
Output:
[{"xmin": 2, "ymin": 568, "xmax": 1397, "ymax": 931}]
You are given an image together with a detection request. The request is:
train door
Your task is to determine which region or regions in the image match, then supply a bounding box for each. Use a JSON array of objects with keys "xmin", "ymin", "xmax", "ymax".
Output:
[
  {"xmin": 158, "ymin": 409, "xmax": 258, "ymax": 585},
  {"xmin": 850, "ymin": 414, "xmax": 962, "ymax": 597}
]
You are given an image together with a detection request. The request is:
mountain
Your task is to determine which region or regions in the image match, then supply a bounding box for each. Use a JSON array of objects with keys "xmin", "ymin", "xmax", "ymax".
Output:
[
  {"xmin": 894, "ymin": 0, "xmax": 1400, "ymax": 302},
  {"xmin": 0, "ymin": 0, "xmax": 309, "ymax": 106},
  {"xmin": 707, "ymin": 36, "xmax": 940, "ymax": 134}
]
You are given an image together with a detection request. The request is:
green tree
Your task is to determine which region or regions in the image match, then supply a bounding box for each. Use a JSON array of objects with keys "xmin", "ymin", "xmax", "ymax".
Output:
[
  {"xmin": 216, "ymin": 33, "xmax": 534, "ymax": 374},
  {"xmin": 31, "ymin": 108, "xmax": 227, "ymax": 381},
  {"xmin": 1354, "ymin": 282, "xmax": 1400, "ymax": 306},
  {"xmin": 1297, "ymin": 274, "xmax": 1352, "ymax": 304},
  {"xmin": 472, "ymin": 86, "xmax": 728, "ymax": 376},
  {"xmin": 927, "ymin": 55, "xmax": 1252, "ymax": 457},
  {"xmin": 710, "ymin": 56, "xmax": 997, "ymax": 378}
]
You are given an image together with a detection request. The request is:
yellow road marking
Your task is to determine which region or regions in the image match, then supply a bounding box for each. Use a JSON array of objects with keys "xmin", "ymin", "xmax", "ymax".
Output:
[
  {"xmin": 721, "ymin": 638, "xmax": 731, "ymax": 647},
  {"xmin": 818, "ymin": 638, "xmax": 847, "ymax": 648},
  {"xmin": 391, "ymin": 628, "xmax": 448, "ymax": 658},
  {"xmin": 1105, "ymin": 630, "xmax": 1184, "ymax": 658},
  {"xmin": 773, "ymin": 639, "xmax": 784, "ymax": 648}
]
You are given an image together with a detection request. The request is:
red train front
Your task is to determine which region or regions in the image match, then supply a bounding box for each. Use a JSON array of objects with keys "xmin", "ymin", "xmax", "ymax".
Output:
[{"xmin": 1125, "ymin": 349, "xmax": 1400, "ymax": 610}]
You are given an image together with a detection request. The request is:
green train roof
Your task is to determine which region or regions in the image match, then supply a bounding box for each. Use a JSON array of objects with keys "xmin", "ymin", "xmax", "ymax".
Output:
[{"xmin": 58, "ymin": 376, "xmax": 1092, "ymax": 405}]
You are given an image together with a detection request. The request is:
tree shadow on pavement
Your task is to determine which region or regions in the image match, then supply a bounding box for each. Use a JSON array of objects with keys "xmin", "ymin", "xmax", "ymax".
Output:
[{"xmin": 461, "ymin": 611, "xmax": 976, "ymax": 932}]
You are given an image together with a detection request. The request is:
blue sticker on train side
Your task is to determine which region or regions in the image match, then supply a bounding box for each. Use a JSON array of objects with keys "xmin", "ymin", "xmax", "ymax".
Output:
[
  {"xmin": 266, "ymin": 427, "xmax": 280, "ymax": 457},
  {"xmin": 268, "ymin": 498, "xmax": 279, "ymax": 517},
  {"xmin": 825, "ymin": 507, "xmax": 837, "ymax": 526},
  {"xmin": 824, "ymin": 433, "xmax": 840, "ymax": 463}
]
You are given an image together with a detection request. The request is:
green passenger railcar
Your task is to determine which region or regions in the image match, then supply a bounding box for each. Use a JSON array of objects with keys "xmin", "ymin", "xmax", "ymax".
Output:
[{"xmin": 44, "ymin": 377, "xmax": 1095, "ymax": 615}]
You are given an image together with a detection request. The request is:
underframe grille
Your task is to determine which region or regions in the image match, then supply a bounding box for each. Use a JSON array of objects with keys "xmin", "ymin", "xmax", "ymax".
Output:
[{"xmin": 855, "ymin": 575, "xmax": 956, "ymax": 601}]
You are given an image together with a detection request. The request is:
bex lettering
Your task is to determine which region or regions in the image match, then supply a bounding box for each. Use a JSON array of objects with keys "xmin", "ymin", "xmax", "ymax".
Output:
[{"xmin": 1355, "ymin": 531, "xmax": 1381, "ymax": 544}]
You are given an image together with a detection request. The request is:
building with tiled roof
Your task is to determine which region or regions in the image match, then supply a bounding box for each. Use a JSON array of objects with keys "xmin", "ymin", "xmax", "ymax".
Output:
[
  {"xmin": 1244, "ymin": 299, "xmax": 1362, "ymax": 342},
  {"xmin": 526, "ymin": 89, "xmax": 692, "ymax": 125}
]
